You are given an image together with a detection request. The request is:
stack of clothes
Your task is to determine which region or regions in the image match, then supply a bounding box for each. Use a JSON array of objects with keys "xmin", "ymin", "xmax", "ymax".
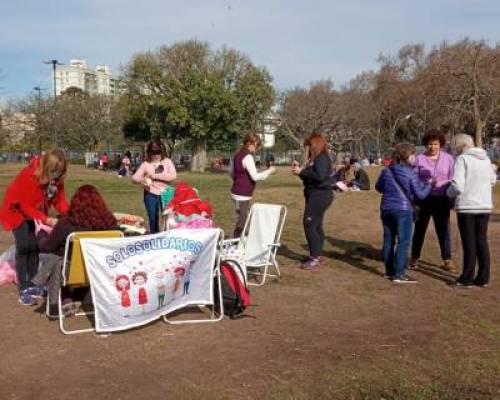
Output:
[{"xmin": 162, "ymin": 181, "xmax": 213, "ymax": 229}]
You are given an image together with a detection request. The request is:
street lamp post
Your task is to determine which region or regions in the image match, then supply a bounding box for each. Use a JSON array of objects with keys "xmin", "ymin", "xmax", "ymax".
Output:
[
  {"xmin": 33, "ymin": 86, "xmax": 47, "ymax": 153},
  {"xmin": 43, "ymin": 59, "xmax": 63, "ymax": 145}
]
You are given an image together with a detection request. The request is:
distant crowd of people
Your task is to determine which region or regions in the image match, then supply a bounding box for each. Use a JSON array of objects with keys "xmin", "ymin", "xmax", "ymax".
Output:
[{"xmin": 91, "ymin": 151, "xmax": 142, "ymax": 175}]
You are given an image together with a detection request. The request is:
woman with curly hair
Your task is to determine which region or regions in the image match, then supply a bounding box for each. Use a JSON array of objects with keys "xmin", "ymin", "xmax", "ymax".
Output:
[
  {"xmin": 410, "ymin": 129, "xmax": 455, "ymax": 271},
  {"xmin": 30, "ymin": 185, "xmax": 117, "ymax": 316}
]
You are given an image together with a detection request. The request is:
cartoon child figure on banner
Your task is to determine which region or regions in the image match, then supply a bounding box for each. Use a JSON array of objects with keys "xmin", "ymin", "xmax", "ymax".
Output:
[
  {"xmin": 172, "ymin": 267, "xmax": 185, "ymax": 300},
  {"xmin": 183, "ymin": 257, "xmax": 195, "ymax": 296},
  {"xmin": 132, "ymin": 271, "xmax": 148, "ymax": 313},
  {"xmin": 153, "ymin": 266, "xmax": 167, "ymax": 309},
  {"xmin": 115, "ymin": 274, "xmax": 131, "ymax": 317}
]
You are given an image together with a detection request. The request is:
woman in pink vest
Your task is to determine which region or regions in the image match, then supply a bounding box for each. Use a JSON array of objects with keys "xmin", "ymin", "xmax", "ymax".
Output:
[{"xmin": 230, "ymin": 133, "xmax": 276, "ymax": 237}]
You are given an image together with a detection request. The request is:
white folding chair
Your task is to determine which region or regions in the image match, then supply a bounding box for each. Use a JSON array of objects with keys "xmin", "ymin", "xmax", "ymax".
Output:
[
  {"xmin": 163, "ymin": 229, "xmax": 225, "ymax": 324},
  {"xmin": 223, "ymin": 203, "xmax": 287, "ymax": 286}
]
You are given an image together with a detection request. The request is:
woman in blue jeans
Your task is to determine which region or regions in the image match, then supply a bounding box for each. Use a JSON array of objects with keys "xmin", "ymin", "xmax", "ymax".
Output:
[
  {"xmin": 132, "ymin": 139, "xmax": 177, "ymax": 233},
  {"xmin": 375, "ymin": 143, "xmax": 431, "ymax": 283}
]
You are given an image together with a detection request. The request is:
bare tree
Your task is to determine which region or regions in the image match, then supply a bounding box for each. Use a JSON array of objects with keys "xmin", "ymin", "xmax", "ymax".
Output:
[
  {"xmin": 279, "ymin": 80, "xmax": 348, "ymax": 148},
  {"xmin": 57, "ymin": 89, "xmax": 123, "ymax": 151},
  {"xmin": 427, "ymin": 39, "xmax": 500, "ymax": 146}
]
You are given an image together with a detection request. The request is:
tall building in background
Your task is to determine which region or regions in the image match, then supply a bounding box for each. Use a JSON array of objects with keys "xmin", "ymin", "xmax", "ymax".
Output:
[{"xmin": 55, "ymin": 59, "xmax": 123, "ymax": 96}]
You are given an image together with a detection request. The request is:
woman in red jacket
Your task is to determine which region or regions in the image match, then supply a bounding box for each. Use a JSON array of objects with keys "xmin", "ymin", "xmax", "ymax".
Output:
[{"xmin": 0, "ymin": 149, "xmax": 69, "ymax": 305}]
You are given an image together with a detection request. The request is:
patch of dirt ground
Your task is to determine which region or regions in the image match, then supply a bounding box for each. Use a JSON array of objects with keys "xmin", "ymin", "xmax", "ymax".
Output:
[{"xmin": 0, "ymin": 167, "xmax": 499, "ymax": 399}]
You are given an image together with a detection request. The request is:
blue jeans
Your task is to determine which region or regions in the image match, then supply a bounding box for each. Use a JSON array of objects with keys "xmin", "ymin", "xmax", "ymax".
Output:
[
  {"xmin": 381, "ymin": 210, "xmax": 413, "ymax": 278},
  {"xmin": 144, "ymin": 191, "xmax": 161, "ymax": 233}
]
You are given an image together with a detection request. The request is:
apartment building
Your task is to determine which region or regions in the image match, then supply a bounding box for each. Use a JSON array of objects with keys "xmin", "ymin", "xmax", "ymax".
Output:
[{"xmin": 55, "ymin": 59, "xmax": 122, "ymax": 96}]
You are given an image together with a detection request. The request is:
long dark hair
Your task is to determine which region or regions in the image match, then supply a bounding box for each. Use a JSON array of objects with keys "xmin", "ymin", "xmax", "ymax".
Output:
[{"xmin": 146, "ymin": 138, "xmax": 167, "ymax": 162}]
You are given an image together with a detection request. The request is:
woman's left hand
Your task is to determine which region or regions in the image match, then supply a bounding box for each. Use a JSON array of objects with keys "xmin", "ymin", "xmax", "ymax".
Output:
[{"xmin": 291, "ymin": 165, "xmax": 302, "ymax": 175}]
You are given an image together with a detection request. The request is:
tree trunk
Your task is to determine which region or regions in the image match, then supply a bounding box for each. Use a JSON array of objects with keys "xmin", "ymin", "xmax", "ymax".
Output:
[
  {"xmin": 475, "ymin": 119, "xmax": 484, "ymax": 148},
  {"xmin": 190, "ymin": 140, "xmax": 207, "ymax": 172}
]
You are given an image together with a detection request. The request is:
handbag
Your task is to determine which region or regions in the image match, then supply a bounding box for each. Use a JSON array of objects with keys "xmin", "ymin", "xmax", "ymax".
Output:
[
  {"xmin": 444, "ymin": 182, "xmax": 457, "ymax": 209},
  {"xmin": 387, "ymin": 167, "xmax": 420, "ymax": 220}
]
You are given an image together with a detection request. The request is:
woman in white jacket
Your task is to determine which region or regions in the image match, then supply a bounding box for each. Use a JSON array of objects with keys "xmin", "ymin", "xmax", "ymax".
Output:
[{"xmin": 448, "ymin": 134, "xmax": 497, "ymax": 288}]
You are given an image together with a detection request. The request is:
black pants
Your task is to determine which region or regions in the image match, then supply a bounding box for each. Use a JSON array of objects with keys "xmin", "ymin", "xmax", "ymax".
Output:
[
  {"xmin": 12, "ymin": 220, "xmax": 39, "ymax": 292},
  {"xmin": 411, "ymin": 195, "xmax": 452, "ymax": 261},
  {"xmin": 456, "ymin": 213, "xmax": 490, "ymax": 285},
  {"xmin": 303, "ymin": 191, "xmax": 333, "ymax": 257},
  {"xmin": 233, "ymin": 200, "xmax": 250, "ymax": 238}
]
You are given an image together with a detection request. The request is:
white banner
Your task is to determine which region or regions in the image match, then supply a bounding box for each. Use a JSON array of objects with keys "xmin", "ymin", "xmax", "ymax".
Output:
[{"xmin": 80, "ymin": 228, "xmax": 220, "ymax": 332}]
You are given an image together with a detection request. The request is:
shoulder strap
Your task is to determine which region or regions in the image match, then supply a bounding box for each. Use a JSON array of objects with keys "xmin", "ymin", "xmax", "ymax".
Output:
[
  {"xmin": 387, "ymin": 167, "xmax": 414, "ymax": 205},
  {"xmin": 223, "ymin": 259, "xmax": 248, "ymax": 288}
]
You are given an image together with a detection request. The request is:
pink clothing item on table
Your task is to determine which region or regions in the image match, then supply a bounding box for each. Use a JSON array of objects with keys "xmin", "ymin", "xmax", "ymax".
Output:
[
  {"xmin": 132, "ymin": 158, "xmax": 177, "ymax": 195},
  {"xmin": 414, "ymin": 151, "xmax": 454, "ymax": 195},
  {"xmin": 174, "ymin": 218, "xmax": 213, "ymax": 229}
]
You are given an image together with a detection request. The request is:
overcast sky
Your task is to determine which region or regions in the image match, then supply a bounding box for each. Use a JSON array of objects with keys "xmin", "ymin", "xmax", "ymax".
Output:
[{"xmin": 1, "ymin": 0, "xmax": 499, "ymax": 100}]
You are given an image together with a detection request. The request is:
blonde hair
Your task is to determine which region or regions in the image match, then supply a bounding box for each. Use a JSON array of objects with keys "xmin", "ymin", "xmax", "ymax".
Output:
[
  {"xmin": 34, "ymin": 148, "xmax": 67, "ymax": 185},
  {"xmin": 453, "ymin": 133, "xmax": 474, "ymax": 154}
]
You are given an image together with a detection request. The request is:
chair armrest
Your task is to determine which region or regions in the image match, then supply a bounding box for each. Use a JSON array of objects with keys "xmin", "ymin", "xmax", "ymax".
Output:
[
  {"xmin": 267, "ymin": 243, "xmax": 281, "ymax": 248},
  {"xmin": 221, "ymin": 238, "xmax": 241, "ymax": 247}
]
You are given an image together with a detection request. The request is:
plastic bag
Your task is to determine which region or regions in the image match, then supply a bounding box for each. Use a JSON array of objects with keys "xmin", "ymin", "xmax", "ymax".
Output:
[{"xmin": 0, "ymin": 245, "xmax": 17, "ymax": 285}]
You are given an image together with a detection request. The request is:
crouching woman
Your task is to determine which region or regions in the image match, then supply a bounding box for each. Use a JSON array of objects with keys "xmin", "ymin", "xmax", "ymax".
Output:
[
  {"xmin": 375, "ymin": 143, "xmax": 430, "ymax": 283},
  {"xmin": 0, "ymin": 149, "xmax": 69, "ymax": 305}
]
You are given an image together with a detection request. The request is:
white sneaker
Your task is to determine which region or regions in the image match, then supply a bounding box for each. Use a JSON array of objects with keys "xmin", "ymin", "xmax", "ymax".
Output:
[{"xmin": 393, "ymin": 276, "xmax": 418, "ymax": 284}]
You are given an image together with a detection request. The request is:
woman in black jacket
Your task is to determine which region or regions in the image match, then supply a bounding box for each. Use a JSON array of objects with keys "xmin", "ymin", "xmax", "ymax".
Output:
[{"xmin": 292, "ymin": 133, "xmax": 334, "ymax": 270}]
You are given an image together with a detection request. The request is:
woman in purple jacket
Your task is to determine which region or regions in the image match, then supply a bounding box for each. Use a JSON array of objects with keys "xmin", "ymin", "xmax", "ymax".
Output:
[
  {"xmin": 410, "ymin": 130, "xmax": 455, "ymax": 271},
  {"xmin": 375, "ymin": 143, "xmax": 431, "ymax": 283}
]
